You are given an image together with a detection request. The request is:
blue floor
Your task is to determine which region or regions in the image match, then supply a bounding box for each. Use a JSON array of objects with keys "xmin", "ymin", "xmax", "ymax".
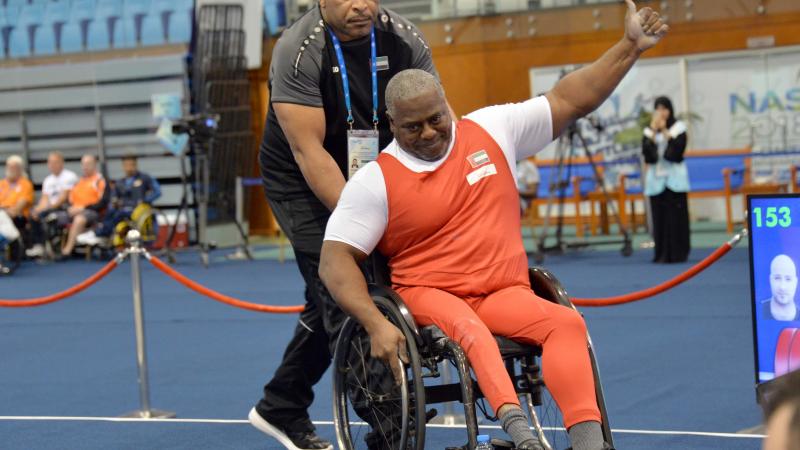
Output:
[{"xmin": 0, "ymin": 245, "xmax": 764, "ymax": 449}]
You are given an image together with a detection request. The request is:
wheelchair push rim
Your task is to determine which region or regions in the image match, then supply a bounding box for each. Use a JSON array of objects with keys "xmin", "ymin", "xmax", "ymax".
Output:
[{"xmin": 332, "ymin": 296, "xmax": 426, "ymax": 450}]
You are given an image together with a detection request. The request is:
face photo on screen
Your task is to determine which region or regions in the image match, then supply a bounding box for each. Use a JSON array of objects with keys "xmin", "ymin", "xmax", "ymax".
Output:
[{"xmin": 762, "ymin": 254, "xmax": 799, "ymax": 322}]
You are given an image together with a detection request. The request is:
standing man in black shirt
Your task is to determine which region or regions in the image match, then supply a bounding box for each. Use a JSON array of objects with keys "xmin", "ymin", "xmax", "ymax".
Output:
[{"xmin": 249, "ymin": 1, "xmax": 443, "ymax": 449}]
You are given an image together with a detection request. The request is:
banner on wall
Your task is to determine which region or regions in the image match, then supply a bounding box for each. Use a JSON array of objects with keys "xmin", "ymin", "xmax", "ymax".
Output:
[
  {"xmin": 530, "ymin": 58, "xmax": 684, "ymax": 188},
  {"xmin": 531, "ymin": 47, "xmax": 800, "ymax": 185}
]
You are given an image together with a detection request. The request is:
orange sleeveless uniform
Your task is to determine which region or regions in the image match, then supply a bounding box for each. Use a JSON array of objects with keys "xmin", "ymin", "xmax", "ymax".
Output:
[
  {"xmin": 376, "ymin": 119, "xmax": 601, "ymax": 427},
  {"xmin": 69, "ymin": 174, "xmax": 105, "ymax": 209}
]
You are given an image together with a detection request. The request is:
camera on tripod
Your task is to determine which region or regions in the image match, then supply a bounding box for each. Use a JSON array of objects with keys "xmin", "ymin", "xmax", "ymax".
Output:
[{"xmin": 171, "ymin": 114, "xmax": 220, "ymax": 141}]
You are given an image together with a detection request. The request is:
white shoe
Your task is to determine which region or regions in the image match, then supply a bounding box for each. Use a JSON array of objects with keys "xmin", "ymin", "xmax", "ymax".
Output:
[
  {"xmin": 248, "ymin": 407, "xmax": 333, "ymax": 450},
  {"xmin": 76, "ymin": 231, "xmax": 100, "ymax": 246},
  {"xmin": 26, "ymin": 244, "xmax": 44, "ymax": 258}
]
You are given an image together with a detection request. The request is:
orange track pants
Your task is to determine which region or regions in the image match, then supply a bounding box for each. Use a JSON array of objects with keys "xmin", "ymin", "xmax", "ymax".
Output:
[{"xmin": 396, "ymin": 284, "xmax": 601, "ymax": 428}]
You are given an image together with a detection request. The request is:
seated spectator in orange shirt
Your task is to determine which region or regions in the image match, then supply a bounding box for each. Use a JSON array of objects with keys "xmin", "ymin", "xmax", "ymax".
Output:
[
  {"xmin": 60, "ymin": 154, "xmax": 109, "ymax": 257},
  {"xmin": 0, "ymin": 155, "xmax": 34, "ymax": 274},
  {"xmin": 0, "ymin": 155, "xmax": 34, "ymax": 239}
]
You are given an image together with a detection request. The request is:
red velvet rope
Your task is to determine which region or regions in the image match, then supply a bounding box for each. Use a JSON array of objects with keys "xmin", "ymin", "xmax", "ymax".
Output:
[
  {"xmin": 0, "ymin": 260, "xmax": 120, "ymax": 308},
  {"xmin": 148, "ymin": 255, "xmax": 305, "ymax": 314}
]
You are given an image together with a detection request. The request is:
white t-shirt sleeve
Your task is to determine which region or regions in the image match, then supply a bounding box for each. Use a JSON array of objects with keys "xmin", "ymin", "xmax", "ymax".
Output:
[
  {"xmin": 464, "ymin": 96, "xmax": 554, "ymax": 163},
  {"xmin": 324, "ymin": 162, "xmax": 388, "ymax": 255},
  {"xmin": 64, "ymin": 171, "xmax": 78, "ymax": 188}
]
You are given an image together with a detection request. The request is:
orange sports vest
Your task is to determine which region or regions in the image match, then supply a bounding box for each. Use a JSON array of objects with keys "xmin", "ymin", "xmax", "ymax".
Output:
[
  {"xmin": 69, "ymin": 173, "xmax": 105, "ymax": 209},
  {"xmin": 376, "ymin": 119, "xmax": 530, "ymax": 297}
]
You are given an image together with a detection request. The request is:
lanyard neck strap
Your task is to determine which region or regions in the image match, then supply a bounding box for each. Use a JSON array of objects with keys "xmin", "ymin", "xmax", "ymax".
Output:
[{"xmin": 328, "ymin": 26, "xmax": 379, "ymax": 130}]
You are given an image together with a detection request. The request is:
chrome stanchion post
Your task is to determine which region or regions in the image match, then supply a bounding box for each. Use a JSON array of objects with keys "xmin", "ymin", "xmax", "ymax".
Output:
[{"xmin": 121, "ymin": 230, "xmax": 175, "ymax": 419}]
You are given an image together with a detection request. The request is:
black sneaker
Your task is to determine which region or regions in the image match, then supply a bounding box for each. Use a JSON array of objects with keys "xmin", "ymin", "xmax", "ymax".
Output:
[{"xmin": 248, "ymin": 407, "xmax": 333, "ymax": 450}]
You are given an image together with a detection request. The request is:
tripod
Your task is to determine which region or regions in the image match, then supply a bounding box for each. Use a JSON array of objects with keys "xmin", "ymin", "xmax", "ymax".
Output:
[
  {"xmin": 159, "ymin": 131, "xmax": 215, "ymax": 267},
  {"xmin": 534, "ymin": 120, "xmax": 633, "ymax": 264}
]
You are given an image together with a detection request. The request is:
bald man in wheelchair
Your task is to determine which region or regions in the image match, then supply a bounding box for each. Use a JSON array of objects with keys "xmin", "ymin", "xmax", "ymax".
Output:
[{"xmin": 320, "ymin": 3, "xmax": 667, "ymax": 449}]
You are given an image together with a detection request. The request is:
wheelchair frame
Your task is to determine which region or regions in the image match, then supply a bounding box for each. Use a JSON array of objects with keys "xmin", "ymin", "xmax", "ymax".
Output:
[{"xmin": 332, "ymin": 267, "xmax": 613, "ymax": 450}]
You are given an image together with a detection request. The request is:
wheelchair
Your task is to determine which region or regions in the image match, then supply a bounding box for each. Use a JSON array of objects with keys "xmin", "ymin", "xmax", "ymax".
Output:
[
  {"xmin": 110, "ymin": 203, "xmax": 162, "ymax": 248},
  {"xmin": 332, "ymin": 267, "xmax": 613, "ymax": 450}
]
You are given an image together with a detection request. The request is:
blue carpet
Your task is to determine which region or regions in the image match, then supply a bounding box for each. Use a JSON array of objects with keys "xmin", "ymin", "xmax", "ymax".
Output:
[{"xmin": 0, "ymin": 246, "xmax": 763, "ymax": 449}]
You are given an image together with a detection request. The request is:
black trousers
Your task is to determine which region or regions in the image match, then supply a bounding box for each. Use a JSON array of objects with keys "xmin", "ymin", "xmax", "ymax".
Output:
[
  {"xmin": 256, "ymin": 195, "xmax": 341, "ymax": 433},
  {"xmin": 649, "ymin": 188, "xmax": 691, "ymax": 263}
]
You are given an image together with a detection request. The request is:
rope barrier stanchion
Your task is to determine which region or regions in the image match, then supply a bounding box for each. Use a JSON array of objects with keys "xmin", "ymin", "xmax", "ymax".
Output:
[
  {"xmin": 120, "ymin": 230, "xmax": 175, "ymax": 419},
  {"xmin": 145, "ymin": 252, "xmax": 305, "ymax": 314},
  {"xmin": 570, "ymin": 229, "xmax": 747, "ymax": 307},
  {"xmin": 0, "ymin": 256, "xmax": 123, "ymax": 308}
]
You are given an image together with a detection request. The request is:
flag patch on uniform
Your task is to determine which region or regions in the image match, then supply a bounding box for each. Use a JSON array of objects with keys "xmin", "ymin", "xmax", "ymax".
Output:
[
  {"xmin": 467, "ymin": 150, "xmax": 490, "ymax": 168},
  {"xmin": 467, "ymin": 164, "xmax": 497, "ymax": 186},
  {"xmin": 376, "ymin": 56, "xmax": 389, "ymax": 71}
]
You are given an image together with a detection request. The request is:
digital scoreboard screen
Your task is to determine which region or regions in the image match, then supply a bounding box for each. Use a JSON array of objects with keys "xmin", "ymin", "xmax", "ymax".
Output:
[{"xmin": 747, "ymin": 194, "xmax": 800, "ymax": 383}]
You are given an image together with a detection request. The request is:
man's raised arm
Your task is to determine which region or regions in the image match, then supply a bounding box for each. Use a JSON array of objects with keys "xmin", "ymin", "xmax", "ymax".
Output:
[
  {"xmin": 319, "ymin": 241, "xmax": 409, "ymax": 383},
  {"xmin": 545, "ymin": 0, "xmax": 668, "ymax": 137}
]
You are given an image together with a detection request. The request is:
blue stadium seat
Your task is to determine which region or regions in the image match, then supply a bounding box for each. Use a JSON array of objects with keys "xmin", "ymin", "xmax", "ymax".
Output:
[
  {"xmin": 69, "ymin": 0, "xmax": 98, "ymax": 50},
  {"xmin": 38, "ymin": 0, "xmax": 70, "ymax": 54},
  {"xmin": 34, "ymin": 27, "xmax": 56, "ymax": 55},
  {"xmin": 151, "ymin": 0, "xmax": 174, "ymax": 14},
  {"xmin": 0, "ymin": 7, "xmax": 10, "ymax": 59},
  {"xmin": 167, "ymin": 0, "xmax": 192, "ymax": 43},
  {"xmin": 10, "ymin": 2, "xmax": 44, "ymax": 57},
  {"xmin": 60, "ymin": 22, "xmax": 83, "ymax": 53},
  {"xmin": 5, "ymin": 0, "xmax": 28, "ymax": 9},
  {"xmin": 8, "ymin": 27, "xmax": 29, "ymax": 57},
  {"xmin": 86, "ymin": 21, "xmax": 110, "ymax": 50},
  {"xmin": 139, "ymin": 12, "xmax": 164, "ymax": 46},
  {"xmin": 91, "ymin": 0, "xmax": 124, "ymax": 49},
  {"xmin": 264, "ymin": 0, "xmax": 286, "ymax": 34},
  {"xmin": 122, "ymin": 0, "xmax": 151, "ymax": 46}
]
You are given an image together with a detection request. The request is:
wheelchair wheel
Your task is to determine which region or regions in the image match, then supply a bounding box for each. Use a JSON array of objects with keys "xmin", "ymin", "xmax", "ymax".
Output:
[
  {"xmin": 333, "ymin": 295, "xmax": 426, "ymax": 450},
  {"xmin": 520, "ymin": 345, "xmax": 612, "ymax": 450},
  {"xmin": 523, "ymin": 382, "xmax": 568, "ymax": 450}
]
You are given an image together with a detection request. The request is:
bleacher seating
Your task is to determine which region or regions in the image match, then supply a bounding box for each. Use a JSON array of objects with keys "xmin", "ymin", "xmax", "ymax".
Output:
[
  {"xmin": 0, "ymin": 54, "xmax": 192, "ymax": 226},
  {"xmin": 0, "ymin": 0, "xmax": 194, "ymax": 60}
]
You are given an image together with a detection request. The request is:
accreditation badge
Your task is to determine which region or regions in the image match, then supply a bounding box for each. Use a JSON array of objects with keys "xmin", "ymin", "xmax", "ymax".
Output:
[{"xmin": 347, "ymin": 129, "xmax": 379, "ymax": 179}]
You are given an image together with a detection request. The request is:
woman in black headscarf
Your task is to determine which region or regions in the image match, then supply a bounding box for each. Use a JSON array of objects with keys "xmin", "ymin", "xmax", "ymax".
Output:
[{"xmin": 642, "ymin": 96, "xmax": 691, "ymax": 263}]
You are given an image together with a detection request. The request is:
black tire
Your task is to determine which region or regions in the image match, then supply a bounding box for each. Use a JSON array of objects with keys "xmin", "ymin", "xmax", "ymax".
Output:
[{"xmin": 333, "ymin": 295, "xmax": 426, "ymax": 450}]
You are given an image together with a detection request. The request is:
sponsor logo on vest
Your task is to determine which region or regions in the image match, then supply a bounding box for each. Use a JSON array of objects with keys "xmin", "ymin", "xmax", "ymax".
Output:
[
  {"xmin": 466, "ymin": 163, "xmax": 497, "ymax": 186},
  {"xmin": 467, "ymin": 150, "xmax": 490, "ymax": 168}
]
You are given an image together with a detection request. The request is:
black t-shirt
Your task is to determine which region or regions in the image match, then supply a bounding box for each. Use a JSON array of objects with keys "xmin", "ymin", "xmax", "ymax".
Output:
[{"xmin": 259, "ymin": 7, "xmax": 438, "ymax": 201}]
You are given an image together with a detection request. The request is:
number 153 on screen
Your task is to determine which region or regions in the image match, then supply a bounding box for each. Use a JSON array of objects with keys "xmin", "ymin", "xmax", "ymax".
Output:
[{"xmin": 752, "ymin": 206, "xmax": 792, "ymax": 228}]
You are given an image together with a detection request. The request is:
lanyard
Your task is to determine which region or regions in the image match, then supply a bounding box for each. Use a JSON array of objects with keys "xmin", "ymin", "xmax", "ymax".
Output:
[{"xmin": 328, "ymin": 26, "xmax": 379, "ymax": 130}]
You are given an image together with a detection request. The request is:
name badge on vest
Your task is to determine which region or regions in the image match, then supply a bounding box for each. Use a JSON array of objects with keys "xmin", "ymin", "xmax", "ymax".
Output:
[{"xmin": 347, "ymin": 129, "xmax": 379, "ymax": 179}]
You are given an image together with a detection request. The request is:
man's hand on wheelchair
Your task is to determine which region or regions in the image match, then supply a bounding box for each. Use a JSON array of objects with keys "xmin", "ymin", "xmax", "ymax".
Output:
[{"xmin": 368, "ymin": 319, "xmax": 410, "ymax": 386}]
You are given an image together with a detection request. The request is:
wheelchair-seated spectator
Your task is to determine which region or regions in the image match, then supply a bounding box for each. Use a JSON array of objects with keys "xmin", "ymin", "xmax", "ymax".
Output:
[
  {"xmin": 96, "ymin": 155, "xmax": 161, "ymax": 241},
  {"xmin": 0, "ymin": 155, "xmax": 34, "ymax": 273},
  {"xmin": 59, "ymin": 155, "xmax": 109, "ymax": 257},
  {"xmin": 320, "ymin": 6, "xmax": 666, "ymax": 448},
  {"xmin": 27, "ymin": 151, "xmax": 78, "ymax": 258}
]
